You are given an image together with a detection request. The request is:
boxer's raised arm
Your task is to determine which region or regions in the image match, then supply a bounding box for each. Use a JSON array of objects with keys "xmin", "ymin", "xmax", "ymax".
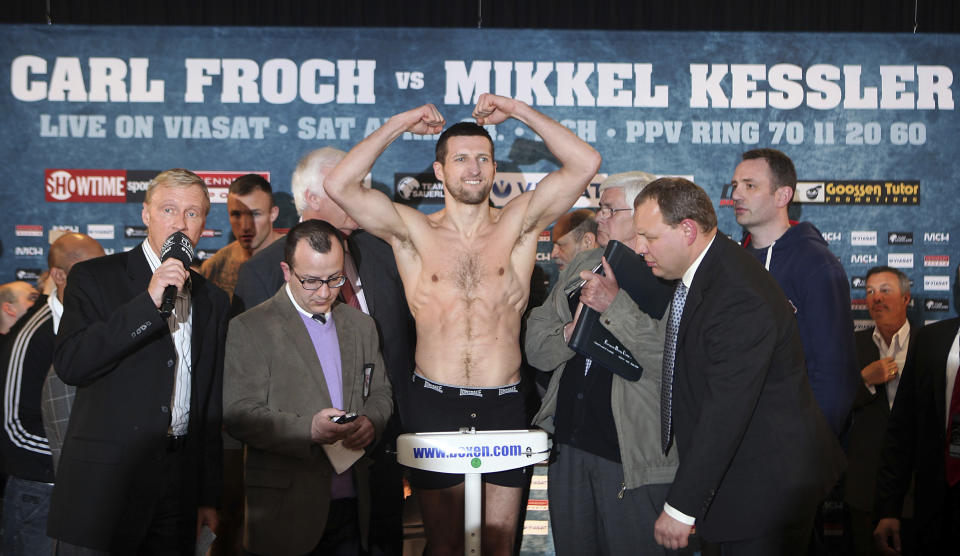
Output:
[
  {"xmin": 476, "ymin": 94, "xmax": 601, "ymax": 234},
  {"xmin": 325, "ymin": 104, "xmax": 445, "ymax": 246}
]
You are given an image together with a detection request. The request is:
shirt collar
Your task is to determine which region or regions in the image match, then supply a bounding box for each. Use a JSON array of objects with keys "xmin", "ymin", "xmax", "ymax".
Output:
[
  {"xmin": 142, "ymin": 239, "xmax": 161, "ymax": 272},
  {"xmin": 285, "ymin": 282, "xmax": 332, "ymax": 324},
  {"xmin": 48, "ymin": 287, "xmax": 64, "ymax": 334},
  {"xmin": 681, "ymin": 235, "xmax": 716, "ymax": 289},
  {"xmin": 872, "ymin": 319, "xmax": 911, "ymax": 353}
]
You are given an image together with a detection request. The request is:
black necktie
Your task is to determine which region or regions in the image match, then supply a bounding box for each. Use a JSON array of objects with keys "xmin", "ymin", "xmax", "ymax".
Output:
[{"xmin": 312, "ymin": 313, "xmax": 326, "ymax": 324}]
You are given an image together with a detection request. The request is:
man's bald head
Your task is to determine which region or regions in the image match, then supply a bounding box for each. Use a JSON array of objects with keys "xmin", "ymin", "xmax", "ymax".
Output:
[
  {"xmin": 48, "ymin": 233, "xmax": 105, "ymax": 302},
  {"xmin": 0, "ymin": 281, "xmax": 39, "ymax": 334},
  {"xmin": 49, "ymin": 233, "xmax": 105, "ymax": 272}
]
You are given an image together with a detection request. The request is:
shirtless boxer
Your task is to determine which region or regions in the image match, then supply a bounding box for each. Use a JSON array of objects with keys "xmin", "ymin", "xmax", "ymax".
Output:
[{"xmin": 325, "ymin": 93, "xmax": 601, "ymax": 555}]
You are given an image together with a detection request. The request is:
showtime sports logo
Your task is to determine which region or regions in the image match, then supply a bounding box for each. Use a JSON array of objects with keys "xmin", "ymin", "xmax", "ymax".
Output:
[
  {"xmin": 851, "ymin": 231, "xmax": 877, "ymax": 246},
  {"xmin": 46, "ymin": 169, "xmax": 126, "ymax": 202},
  {"xmin": 887, "ymin": 253, "xmax": 914, "ymax": 269},
  {"xmin": 923, "ymin": 276, "xmax": 950, "ymax": 291},
  {"xmin": 924, "ymin": 255, "xmax": 950, "ymax": 268},
  {"xmin": 851, "ymin": 299, "xmax": 867, "ymax": 311}
]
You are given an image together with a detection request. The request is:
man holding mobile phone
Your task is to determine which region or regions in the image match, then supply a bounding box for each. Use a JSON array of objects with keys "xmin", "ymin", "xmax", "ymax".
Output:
[{"xmin": 223, "ymin": 219, "xmax": 393, "ymax": 556}]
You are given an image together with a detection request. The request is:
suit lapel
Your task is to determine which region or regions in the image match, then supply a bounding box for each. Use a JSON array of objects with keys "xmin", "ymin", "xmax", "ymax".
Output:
[
  {"xmin": 126, "ymin": 244, "xmax": 153, "ymax": 287},
  {"xmin": 933, "ymin": 319, "xmax": 960, "ymax": 425},
  {"xmin": 334, "ymin": 304, "xmax": 359, "ymax": 409},
  {"xmin": 677, "ymin": 238, "xmax": 721, "ymax": 345},
  {"xmin": 189, "ymin": 271, "xmax": 210, "ymax": 367},
  {"xmin": 348, "ymin": 234, "xmax": 376, "ymax": 316},
  {"xmin": 275, "ymin": 290, "xmax": 334, "ymax": 408}
]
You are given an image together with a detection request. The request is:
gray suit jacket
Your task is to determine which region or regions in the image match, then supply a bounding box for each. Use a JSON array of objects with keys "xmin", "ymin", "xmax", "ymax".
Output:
[{"xmin": 223, "ymin": 288, "xmax": 392, "ymax": 556}]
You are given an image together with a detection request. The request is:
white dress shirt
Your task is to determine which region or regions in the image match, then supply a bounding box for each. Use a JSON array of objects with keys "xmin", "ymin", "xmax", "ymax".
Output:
[{"xmin": 143, "ymin": 241, "xmax": 192, "ymax": 436}]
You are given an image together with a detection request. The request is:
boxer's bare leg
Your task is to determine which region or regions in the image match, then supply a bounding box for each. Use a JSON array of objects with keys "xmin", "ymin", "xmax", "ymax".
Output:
[
  {"xmin": 417, "ymin": 483, "xmax": 522, "ymax": 556},
  {"xmin": 481, "ymin": 483, "xmax": 523, "ymax": 556},
  {"xmin": 418, "ymin": 485, "xmax": 465, "ymax": 556}
]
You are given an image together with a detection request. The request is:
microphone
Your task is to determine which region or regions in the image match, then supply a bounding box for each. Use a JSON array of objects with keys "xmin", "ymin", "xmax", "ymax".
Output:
[{"xmin": 158, "ymin": 231, "xmax": 195, "ymax": 319}]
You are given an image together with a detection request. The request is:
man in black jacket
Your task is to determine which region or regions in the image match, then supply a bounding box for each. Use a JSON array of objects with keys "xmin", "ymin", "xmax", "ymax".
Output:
[
  {"xmin": 845, "ymin": 266, "xmax": 917, "ymax": 555},
  {"xmin": 48, "ymin": 169, "xmax": 230, "ymax": 554}
]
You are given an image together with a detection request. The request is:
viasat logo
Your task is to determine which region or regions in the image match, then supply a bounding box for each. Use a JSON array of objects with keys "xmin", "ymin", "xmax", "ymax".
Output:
[
  {"xmin": 491, "ymin": 181, "xmax": 513, "ymax": 198},
  {"xmin": 851, "ymin": 231, "xmax": 877, "ymax": 246},
  {"xmin": 886, "ymin": 253, "xmax": 914, "ymax": 269},
  {"xmin": 923, "ymin": 276, "xmax": 949, "ymax": 291}
]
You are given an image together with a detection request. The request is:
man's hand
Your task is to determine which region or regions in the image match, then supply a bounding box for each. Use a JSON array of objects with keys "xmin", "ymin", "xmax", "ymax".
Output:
[
  {"xmin": 401, "ymin": 104, "xmax": 445, "ymax": 136},
  {"xmin": 196, "ymin": 506, "xmax": 219, "ymax": 538},
  {"xmin": 472, "ymin": 93, "xmax": 522, "ymax": 126},
  {"xmin": 147, "ymin": 258, "xmax": 189, "ymax": 309},
  {"xmin": 873, "ymin": 517, "xmax": 902, "ymax": 555},
  {"xmin": 310, "ymin": 408, "xmax": 360, "ymax": 444},
  {"xmin": 862, "ymin": 357, "xmax": 899, "ymax": 386},
  {"xmin": 578, "ymin": 257, "xmax": 619, "ymax": 313},
  {"xmin": 342, "ymin": 415, "xmax": 375, "ymax": 450},
  {"xmin": 654, "ymin": 511, "xmax": 692, "ymax": 550}
]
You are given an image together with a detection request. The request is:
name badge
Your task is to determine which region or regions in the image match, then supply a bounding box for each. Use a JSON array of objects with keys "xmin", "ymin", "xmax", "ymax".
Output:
[{"xmin": 362, "ymin": 364, "xmax": 374, "ymax": 401}]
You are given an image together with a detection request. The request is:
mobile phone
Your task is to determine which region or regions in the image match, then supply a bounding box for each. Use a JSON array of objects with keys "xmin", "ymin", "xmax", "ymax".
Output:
[{"xmin": 331, "ymin": 412, "xmax": 358, "ymax": 424}]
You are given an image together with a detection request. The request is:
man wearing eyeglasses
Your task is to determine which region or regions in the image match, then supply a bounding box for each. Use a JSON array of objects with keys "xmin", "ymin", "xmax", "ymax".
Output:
[
  {"xmin": 223, "ymin": 219, "xmax": 393, "ymax": 556},
  {"xmin": 526, "ymin": 171, "xmax": 678, "ymax": 555}
]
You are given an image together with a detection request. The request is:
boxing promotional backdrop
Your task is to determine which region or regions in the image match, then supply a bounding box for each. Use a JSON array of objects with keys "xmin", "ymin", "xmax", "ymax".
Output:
[{"xmin": 1, "ymin": 25, "xmax": 957, "ymax": 329}]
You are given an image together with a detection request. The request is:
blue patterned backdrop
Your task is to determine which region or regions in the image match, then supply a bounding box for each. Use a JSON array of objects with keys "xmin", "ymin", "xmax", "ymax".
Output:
[{"xmin": 1, "ymin": 25, "xmax": 957, "ymax": 325}]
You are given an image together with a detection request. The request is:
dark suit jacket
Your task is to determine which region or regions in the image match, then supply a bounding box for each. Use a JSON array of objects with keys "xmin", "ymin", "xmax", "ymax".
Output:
[
  {"xmin": 232, "ymin": 230, "xmax": 415, "ymax": 398},
  {"xmin": 224, "ymin": 290, "xmax": 393, "ymax": 555},
  {"xmin": 845, "ymin": 324, "xmax": 917, "ymax": 512},
  {"xmin": 667, "ymin": 233, "xmax": 845, "ymax": 542},
  {"xmin": 876, "ymin": 317, "xmax": 959, "ymax": 549},
  {"xmin": 48, "ymin": 244, "xmax": 229, "ymax": 551}
]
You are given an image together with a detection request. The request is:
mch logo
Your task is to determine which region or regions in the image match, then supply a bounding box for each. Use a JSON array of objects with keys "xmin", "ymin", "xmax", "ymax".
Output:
[
  {"xmin": 922, "ymin": 232, "xmax": 949, "ymax": 244},
  {"xmin": 850, "ymin": 253, "xmax": 878, "ymax": 265},
  {"xmin": 14, "ymin": 246, "xmax": 44, "ymax": 257},
  {"xmin": 821, "ymin": 231, "xmax": 842, "ymax": 243}
]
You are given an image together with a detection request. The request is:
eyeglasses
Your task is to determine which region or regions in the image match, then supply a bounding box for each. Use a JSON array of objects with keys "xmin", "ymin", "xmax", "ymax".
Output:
[
  {"xmin": 292, "ymin": 271, "xmax": 347, "ymax": 291},
  {"xmin": 597, "ymin": 205, "xmax": 632, "ymax": 219}
]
